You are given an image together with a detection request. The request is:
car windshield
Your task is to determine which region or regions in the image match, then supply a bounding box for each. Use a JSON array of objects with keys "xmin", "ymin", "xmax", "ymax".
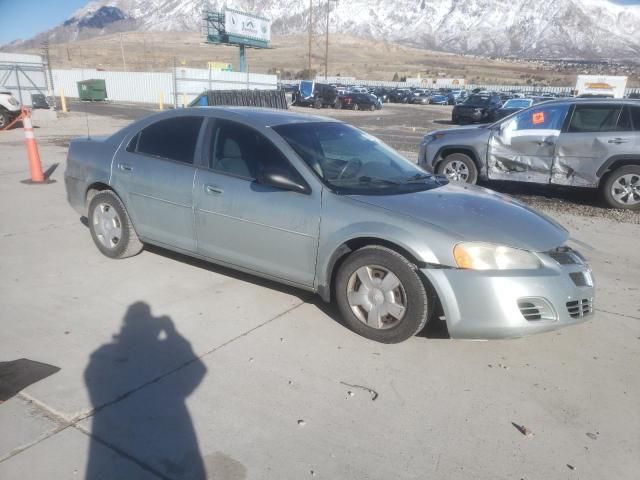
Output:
[
  {"xmin": 272, "ymin": 122, "xmax": 440, "ymax": 195},
  {"xmin": 503, "ymin": 99, "xmax": 533, "ymax": 109},
  {"xmin": 464, "ymin": 95, "xmax": 491, "ymax": 105}
]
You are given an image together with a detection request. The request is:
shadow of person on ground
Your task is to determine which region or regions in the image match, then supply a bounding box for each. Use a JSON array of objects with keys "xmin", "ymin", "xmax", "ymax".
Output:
[{"xmin": 84, "ymin": 302, "xmax": 209, "ymax": 479}]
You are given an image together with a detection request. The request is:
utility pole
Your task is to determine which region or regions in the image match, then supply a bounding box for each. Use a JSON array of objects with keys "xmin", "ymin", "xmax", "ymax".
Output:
[
  {"xmin": 119, "ymin": 34, "xmax": 127, "ymax": 71},
  {"xmin": 308, "ymin": 0, "xmax": 313, "ymax": 75},
  {"xmin": 324, "ymin": 0, "xmax": 337, "ymax": 81}
]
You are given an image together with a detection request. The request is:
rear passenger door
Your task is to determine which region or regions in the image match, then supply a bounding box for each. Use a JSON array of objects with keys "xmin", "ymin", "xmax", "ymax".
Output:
[
  {"xmin": 112, "ymin": 115, "xmax": 205, "ymax": 252},
  {"xmin": 552, "ymin": 104, "xmax": 633, "ymax": 187}
]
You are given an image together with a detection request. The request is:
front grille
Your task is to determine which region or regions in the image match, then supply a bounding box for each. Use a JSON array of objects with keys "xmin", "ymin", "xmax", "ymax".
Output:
[
  {"xmin": 566, "ymin": 298, "xmax": 594, "ymax": 318},
  {"xmin": 518, "ymin": 298, "xmax": 556, "ymax": 322}
]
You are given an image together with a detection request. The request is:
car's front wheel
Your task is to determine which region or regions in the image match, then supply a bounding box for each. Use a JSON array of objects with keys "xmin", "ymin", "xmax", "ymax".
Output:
[
  {"xmin": 602, "ymin": 165, "xmax": 640, "ymax": 210},
  {"xmin": 88, "ymin": 190, "xmax": 143, "ymax": 259},
  {"xmin": 437, "ymin": 153, "xmax": 478, "ymax": 184},
  {"xmin": 335, "ymin": 246, "xmax": 430, "ymax": 344}
]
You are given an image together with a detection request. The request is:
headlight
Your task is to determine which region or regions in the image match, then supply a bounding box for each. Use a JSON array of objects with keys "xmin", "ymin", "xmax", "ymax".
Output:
[
  {"xmin": 8, "ymin": 97, "xmax": 18, "ymax": 106},
  {"xmin": 454, "ymin": 242, "xmax": 541, "ymax": 270},
  {"xmin": 423, "ymin": 133, "xmax": 445, "ymax": 144}
]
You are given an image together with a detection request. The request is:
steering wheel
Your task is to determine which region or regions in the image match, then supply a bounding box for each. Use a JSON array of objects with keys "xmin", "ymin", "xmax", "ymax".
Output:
[{"xmin": 337, "ymin": 157, "xmax": 363, "ymax": 179}]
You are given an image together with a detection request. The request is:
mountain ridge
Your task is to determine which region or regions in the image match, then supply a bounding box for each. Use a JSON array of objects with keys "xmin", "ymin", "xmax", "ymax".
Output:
[{"xmin": 4, "ymin": 0, "xmax": 640, "ymax": 60}]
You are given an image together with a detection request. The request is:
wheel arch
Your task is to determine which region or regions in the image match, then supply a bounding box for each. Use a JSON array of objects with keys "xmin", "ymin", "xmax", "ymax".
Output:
[
  {"xmin": 318, "ymin": 236, "xmax": 430, "ymax": 303},
  {"xmin": 595, "ymin": 155, "xmax": 640, "ymax": 185}
]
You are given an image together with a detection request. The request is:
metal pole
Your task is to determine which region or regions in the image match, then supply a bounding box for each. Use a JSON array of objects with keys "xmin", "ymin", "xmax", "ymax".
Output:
[
  {"xmin": 308, "ymin": 0, "xmax": 312, "ymax": 75},
  {"xmin": 173, "ymin": 57, "xmax": 178, "ymax": 108},
  {"xmin": 239, "ymin": 45, "xmax": 246, "ymax": 73},
  {"xmin": 15, "ymin": 66, "xmax": 23, "ymax": 105}
]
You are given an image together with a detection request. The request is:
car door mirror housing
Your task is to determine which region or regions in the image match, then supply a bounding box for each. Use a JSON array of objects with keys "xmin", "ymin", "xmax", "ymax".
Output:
[{"xmin": 258, "ymin": 167, "xmax": 311, "ymax": 194}]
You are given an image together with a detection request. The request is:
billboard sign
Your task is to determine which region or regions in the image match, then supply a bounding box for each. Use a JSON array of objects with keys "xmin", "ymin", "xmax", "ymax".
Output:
[
  {"xmin": 224, "ymin": 9, "xmax": 271, "ymax": 43},
  {"xmin": 575, "ymin": 75, "xmax": 627, "ymax": 99}
]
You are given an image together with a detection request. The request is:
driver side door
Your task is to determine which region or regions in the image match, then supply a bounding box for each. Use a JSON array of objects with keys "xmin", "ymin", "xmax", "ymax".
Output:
[{"xmin": 487, "ymin": 103, "xmax": 570, "ymax": 184}]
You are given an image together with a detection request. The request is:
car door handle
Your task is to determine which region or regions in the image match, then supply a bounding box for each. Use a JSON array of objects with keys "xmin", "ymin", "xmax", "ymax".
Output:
[
  {"xmin": 204, "ymin": 185, "xmax": 224, "ymax": 195},
  {"xmin": 608, "ymin": 138, "xmax": 629, "ymax": 144},
  {"xmin": 118, "ymin": 163, "xmax": 133, "ymax": 172},
  {"xmin": 537, "ymin": 140, "xmax": 555, "ymax": 146}
]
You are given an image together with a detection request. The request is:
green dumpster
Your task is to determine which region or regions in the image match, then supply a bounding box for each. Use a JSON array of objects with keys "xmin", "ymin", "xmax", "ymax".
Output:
[{"xmin": 77, "ymin": 79, "xmax": 107, "ymax": 101}]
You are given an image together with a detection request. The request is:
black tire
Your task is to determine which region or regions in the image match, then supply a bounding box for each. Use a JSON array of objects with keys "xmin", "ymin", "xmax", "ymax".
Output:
[
  {"xmin": 369, "ymin": 104, "xmax": 375, "ymax": 111},
  {"xmin": 333, "ymin": 100, "xmax": 342, "ymax": 110},
  {"xmin": 437, "ymin": 152, "xmax": 478, "ymax": 184},
  {"xmin": 335, "ymin": 246, "xmax": 430, "ymax": 344},
  {"xmin": 0, "ymin": 110, "xmax": 10, "ymax": 129},
  {"xmin": 313, "ymin": 98, "xmax": 322, "ymax": 109},
  {"xmin": 88, "ymin": 190, "xmax": 143, "ymax": 259},
  {"xmin": 601, "ymin": 165, "xmax": 640, "ymax": 210}
]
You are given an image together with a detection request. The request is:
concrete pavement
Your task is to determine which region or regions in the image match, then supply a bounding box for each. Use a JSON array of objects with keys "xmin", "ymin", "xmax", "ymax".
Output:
[{"xmin": 0, "ymin": 112, "xmax": 639, "ymax": 479}]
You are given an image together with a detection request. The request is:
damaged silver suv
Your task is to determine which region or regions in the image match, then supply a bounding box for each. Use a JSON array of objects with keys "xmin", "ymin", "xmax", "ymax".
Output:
[{"xmin": 419, "ymin": 99, "xmax": 640, "ymax": 209}]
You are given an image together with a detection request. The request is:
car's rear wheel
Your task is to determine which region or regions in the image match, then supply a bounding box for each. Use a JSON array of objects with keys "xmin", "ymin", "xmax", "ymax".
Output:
[
  {"xmin": 313, "ymin": 98, "xmax": 322, "ymax": 109},
  {"xmin": 335, "ymin": 246, "xmax": 430, "ymax": 344},
  {"xmin": 602, "ymin": 165, "xmax": 640, "ymax": 210},
  {"xmin": 88, "ymin": 190, "xmax": 143, "ymax": 259},
  {"xmin": 369, "ymin": 104, "xmax": 375, "ymax": 111},
  {"xmin": 437, "ymin": 153, "xmax": 478, "ymax": 184}
]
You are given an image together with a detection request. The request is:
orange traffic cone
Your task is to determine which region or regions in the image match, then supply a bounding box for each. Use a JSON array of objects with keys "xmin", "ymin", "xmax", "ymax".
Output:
[{"xmin": 20, "ymin": 108, "xmax": 50, "ymax": 184}]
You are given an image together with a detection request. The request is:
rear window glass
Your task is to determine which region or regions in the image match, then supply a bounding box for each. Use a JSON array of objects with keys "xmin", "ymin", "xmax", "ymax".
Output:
[
  {"xmin": 136, "ymin": 116, "xmax": 204, "ymax": 164},
  {"xmin": 568, "ymin": 105, "xmax": 622, "ymax": 133}
]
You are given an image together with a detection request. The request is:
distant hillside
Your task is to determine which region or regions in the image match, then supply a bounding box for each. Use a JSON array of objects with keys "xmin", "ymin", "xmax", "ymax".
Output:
[{"xmin": 4, "ymin": 0, "xmax": 640, "ymax": 60}]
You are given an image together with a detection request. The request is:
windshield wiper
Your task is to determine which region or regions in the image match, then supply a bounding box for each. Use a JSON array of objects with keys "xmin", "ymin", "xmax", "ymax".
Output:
[
  {"xmin": 357, "ymin": 176, "xmax": 401, "ymax": 186},
  {"xmin": 403, "ymin": 173, "xmax": 433, "ymax": 183}
]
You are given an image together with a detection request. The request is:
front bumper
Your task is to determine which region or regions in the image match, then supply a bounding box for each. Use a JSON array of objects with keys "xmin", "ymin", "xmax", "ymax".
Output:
[{"xmin": 421, "ymin": 250, "xmax": 595, "ymax": 339}]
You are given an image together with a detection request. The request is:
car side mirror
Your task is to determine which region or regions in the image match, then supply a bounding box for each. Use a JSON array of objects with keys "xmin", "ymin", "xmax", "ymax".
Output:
[{"xmin": 258, "ymin": 165, "xmax": 310, "ymax": 194}]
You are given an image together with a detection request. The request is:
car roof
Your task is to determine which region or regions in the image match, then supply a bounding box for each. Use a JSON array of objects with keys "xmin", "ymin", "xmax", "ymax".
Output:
[{"xmin": 201, "ymin": 106, "xmax": 342, "ymax": 127}]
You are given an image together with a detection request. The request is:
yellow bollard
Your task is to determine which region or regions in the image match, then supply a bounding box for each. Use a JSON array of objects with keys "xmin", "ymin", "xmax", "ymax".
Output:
[
  {"xmin": 60, "ymin": 87, "xmax": 67, "ymax": 113},
  {"xmin": 182, "ymin": 92, "xmax": 187, "ymax": 108},
  {"xmin": 159, "ymin": 92, "xmax": 164, "ymax": 111}
]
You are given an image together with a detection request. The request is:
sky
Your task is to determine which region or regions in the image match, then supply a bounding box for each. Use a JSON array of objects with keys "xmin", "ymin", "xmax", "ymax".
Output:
[{"xmin": 0, "ymin": 0, "xmax": 639, "ymax": 45}]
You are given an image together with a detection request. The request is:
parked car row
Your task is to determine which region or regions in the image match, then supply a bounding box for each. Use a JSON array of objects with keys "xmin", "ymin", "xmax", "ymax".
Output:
[{"xmin": 291, "ymin": 81, "xmax": 384, "ymax": 111}]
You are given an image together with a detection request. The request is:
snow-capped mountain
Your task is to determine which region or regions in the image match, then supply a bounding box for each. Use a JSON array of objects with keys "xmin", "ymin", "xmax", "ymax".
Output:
[{"xmin": 8, "ymin": 0, "xmax": 640, "ymax": 59}]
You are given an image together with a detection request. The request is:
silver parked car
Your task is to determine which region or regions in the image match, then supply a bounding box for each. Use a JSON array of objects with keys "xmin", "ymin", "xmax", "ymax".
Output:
[
  {"xmin": 420, "ymin": 98, "xmax": 640, "ymax": 209},
  {"xmin": 65, "ymin": 108, "xmax": 594, "ymax": 343}
]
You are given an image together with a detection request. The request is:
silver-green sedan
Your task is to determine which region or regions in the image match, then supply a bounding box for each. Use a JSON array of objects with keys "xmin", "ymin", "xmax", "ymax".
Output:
[{"xmin": 65, "ymin": 107, "xmax": 594, "ymax": 343}]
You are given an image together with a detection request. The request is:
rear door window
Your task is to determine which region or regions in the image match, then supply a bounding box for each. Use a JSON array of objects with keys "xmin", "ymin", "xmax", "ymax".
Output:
[
  {"xmin": 568, "ymin": 105, "xmax": 622, "ymax": 133},
  {"xmin": 136, "ymin": 116, "xmax": 204, "ymax": 164}
]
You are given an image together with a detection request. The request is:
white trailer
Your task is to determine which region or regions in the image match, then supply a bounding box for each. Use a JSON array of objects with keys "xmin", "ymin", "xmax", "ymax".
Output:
[{"xmin": 575, "ymin": 75, "xmax": 628, "ymax": 99}]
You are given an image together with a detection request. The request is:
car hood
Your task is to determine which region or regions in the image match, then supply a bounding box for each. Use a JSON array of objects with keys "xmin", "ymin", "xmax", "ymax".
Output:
[{"xmin": 350, "ymin": 183, "xmax": 568, "ymax": 252}]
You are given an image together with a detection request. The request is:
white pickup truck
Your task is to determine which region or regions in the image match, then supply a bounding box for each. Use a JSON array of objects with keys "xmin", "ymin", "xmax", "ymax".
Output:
[{"xmin": 0, "ymin": 91, "xmax": 21, "ymax": 129}]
